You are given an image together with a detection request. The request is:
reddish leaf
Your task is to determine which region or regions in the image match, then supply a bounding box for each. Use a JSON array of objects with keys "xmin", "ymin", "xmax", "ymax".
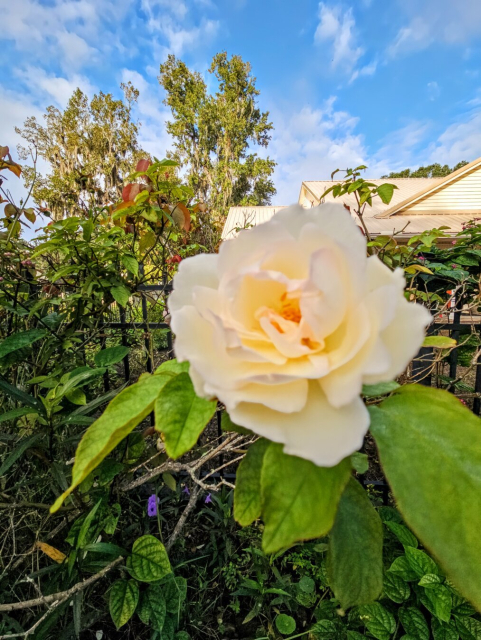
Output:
[
  {"xmin": 122, "ymin": 183, "xmax": 141, "ymax": 202},
  {"xmin": 172, "ymin": 203, "xmax": 191, "ymax": 232},
  {"xmin": 136, "ymin": 158, "xmax": 151, "ymax": 173}
]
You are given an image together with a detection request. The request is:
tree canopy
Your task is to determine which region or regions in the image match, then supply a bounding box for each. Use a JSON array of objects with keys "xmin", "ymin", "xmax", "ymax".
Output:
[
  {"xmin": 383, "ymin": 161, "xmax": 469, "ymax": 179},
  {"xmin": 16, "ymin": 83, "xmax": 144, "ymax": 219},
  {"xmin": 159, "ymin": 52, "xmax": 276, "ymax": 217}
]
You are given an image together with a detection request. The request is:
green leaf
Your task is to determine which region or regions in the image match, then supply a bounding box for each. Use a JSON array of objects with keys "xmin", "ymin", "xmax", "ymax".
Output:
[
  {"xmin": 234, "ymin": 438, "xmax": 269, "ymax": 526},
  {"xmin": 65, "ymin": 387, "xmax": 86, "ymax": 405},
  {"xmin": 327, "ymin": 478, "xmax": 383, "ymax": 610},
  {"xmin": 121, "ymin": 254, "xmax": 139, "ymax": 276},
  {"xmin": 0, "ymin": 376, "xmax": 43, "ymax": 412},
  {"xmin": 163, "ymin": 575, "xmax": 187, "ymax": 614},
  {"xmin": 109, "ymin": 580, "xmax": 139, "ymax": 630},
  {"xmin": 51, "ymin": 374, "xmax": 172, "ymax": 512},
  {"xmin": 383, "ymin": 571, "xmax": 410, "ymax": 603},
  {"xmin": 82, "ymin": 219, "xmax": 93, "ymax": 242},
  {"xmin": 419, "ymin": 573, "xmax": 443, "ymax": 588},
  {"xmin": 111, "ymin": 285, "xmax": 131, "ymax": 307},
  {"xmin": 405, "ymin": 546, "xmax": 441, "ymax": 578},
  {"xmin": 155, "ymin": 359, "xmax": 189, "ymax": 375},
  {"xmin": 376, "ymin": 183, "xmax": 398, "ymax": 204},
  {"xmin": 399, "ymin": 606, "xmax": 429, "ymax": 640},
  {"xmin": 424, "ymin": 585, "xmax": 452, "ymax": 622},
  {"xmin": 455, "ymin": 616, "xmax": 481, "ymax": 640},
  {"xmin": 432, "ymin": 618, "xmax": 459, "ymax": 640},
  {"xmin": 276, "ymin": 614, "xmax": 296, "ymax": 635},
  {"xmin": 299, "ymin": 576, "xmax": 315, "ymax": 594},
  {"xmin": 423, "ymin": 336, "xmax": 457, "ymax": 348},
  {"xmin": 370, "ymin": 384, "xmax": 481, "ymax": 610},
  {"xmin": 146, "ymin": 585, "xmax": 167, "ymax": 631},
  {"xmin": 385, "ymin": 522, "xmax": 418, "ymax": 548},
  {"xmin": 137, "ymin": 593, "xmax": 151, "ymax": 625},
  {"xmin": 162, "ymin": 472, "xmax": 177, "ymax": 492},
  {"xmin": 0, "ymin": 407, "xmax": 36, "ymax": 423},
  {"xmin": 359, "ymin": 603, "xmax": 396, "ymax": 640},
  {"xmin": 311, "ymin": 620, "xmax": 342, "ymax": 639},
  {"xmin": 260, "ymin": 443, "xmax": 351, "ymax": 553},
  {"xmin": 154, "ymin": 372, "xmax": 216, "ymax": 459},
  {"xmin": 77, "ymin": 500, "xmax": 102, "ymax": 549},
  {"xmin": 0, "ymin": 329, "xmax": 46, "ymax": 359},
  {"xmin": 351, "ymin": 451, "xmax": 369, "ymax": 474},
  {"xmin": 0, "ymin": 433, "xmax": 43, "ymax": 477},
  {"xmin": 388, "ymin": 555, "xmax": 419, "ymax": 581},
  {"xmin": 131, "ymin": 535, "xmax": 171, "ymax": 582},
  {"xmin": 94, "ymin": 345, "xmax": 130, "ymax": 367},
  {"xmin": 161, "ymin": 615, "xmax": 175, "ymax": 640},
  {"xmin": 362, "ymin": 381, "xmax": 400, "ymax": 397}
]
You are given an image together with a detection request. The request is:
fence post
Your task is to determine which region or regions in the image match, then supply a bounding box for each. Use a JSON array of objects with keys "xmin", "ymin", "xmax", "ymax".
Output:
[{"xmin": 119, "ymin": 307, "xmax": 131, "ymax": 382}]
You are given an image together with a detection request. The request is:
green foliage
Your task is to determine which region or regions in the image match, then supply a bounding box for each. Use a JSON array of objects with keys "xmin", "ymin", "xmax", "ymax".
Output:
[
  {"xmin": 327, "ymin": 479, "xmax": 383, "ymax": 609},
  {"xmin": 109, "ymin": 579, "xmax": 139, "ymax": 629},
  {"xmin": 16, "ymin": 84, "xmax": 144, "ymax": 219},
  {"xmin": 384, "ymin": 161, "xmax": 469, "ymax": 179},
  {"xmin": 234, "ymin": 437, "xmax": 269, "ymax": 526},
  {"xmin": 154, "ymin": 371, "xmax": 217, "ymax": 459},
  {"xmin": 259, "ymin": 443, "xmax": 351, "ymax": 553},
  {"xmin": 159, "ymin": 52, "xmax": 276, "ymax": 216},
  {"xmin": 130, "ymin": 535, "xmax": 171, "ymax": 582},
  {"xmin": 370, "ymin": 384, "xmax": 481, "ymax": 610}
]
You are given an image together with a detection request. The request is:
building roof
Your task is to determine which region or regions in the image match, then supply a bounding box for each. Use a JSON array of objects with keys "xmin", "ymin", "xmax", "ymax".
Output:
[
  {"xmin": 377, "ymin": 156, "xmax": 481, "ymax": 218},
  {"xmin": 222, "ymin": 160, "xmax": 481, "ymax": 241},
  {"xmin": 222, "ymin": 206, "xmax": 287, "ymax": 239}
]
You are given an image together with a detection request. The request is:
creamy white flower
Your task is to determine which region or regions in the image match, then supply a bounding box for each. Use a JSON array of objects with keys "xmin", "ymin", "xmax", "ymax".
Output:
[{"xmin": 169, "ymin": 204, "xmax": 431, "ymax": 466}]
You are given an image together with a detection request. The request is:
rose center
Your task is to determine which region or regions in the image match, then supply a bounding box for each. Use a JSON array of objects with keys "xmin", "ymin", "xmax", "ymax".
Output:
[{"xmin": 279, "ymin": 293, "xmax": 302, "ymax": 324}]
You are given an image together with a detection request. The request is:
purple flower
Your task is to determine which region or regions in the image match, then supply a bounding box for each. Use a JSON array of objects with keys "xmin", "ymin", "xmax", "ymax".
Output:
[
  {"xmin": 451, "ymin": 240, "xmax": 457, "ymax": 245},
  {"xmin": 417, "ymin": 256, "xmax": 425, "ymax": 261},
  {"xmin": 205, "ymin": 493, "xmax": 212, "ymax": 504},
  {"xmin": 147, "ymin": 494, "xmax": 158, "ymax": 517},
  {"xmin": 182, "ymin": 485, "xmax": 190, "ymax": 496}
]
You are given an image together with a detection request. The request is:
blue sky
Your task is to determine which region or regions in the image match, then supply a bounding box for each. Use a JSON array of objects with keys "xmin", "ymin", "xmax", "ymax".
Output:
[{"xmin": 2, "ymin": 0, "xmax": 481, "ymax": 208}]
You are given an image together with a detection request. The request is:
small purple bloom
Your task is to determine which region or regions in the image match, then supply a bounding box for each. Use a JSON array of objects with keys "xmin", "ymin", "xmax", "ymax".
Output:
[
  {"xmin": 182, "ymin": 485, "xmax": 190, "ymax": 496},
  {"xmin": 147, "ymin": 494, "xmax": 158, "ymax": 517},
  {"xmin": 417, "ymin": 256, "xmax": 425, "ymax": 261},
  {"xmin": 205, "ymin": 493, "xmax": 212, "ymax": 504}
]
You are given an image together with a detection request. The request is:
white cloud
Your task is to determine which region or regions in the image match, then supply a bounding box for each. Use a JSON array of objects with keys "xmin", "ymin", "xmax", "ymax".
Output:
[
  {"xmin": 429, "ymin": 111, "xmax": 481, "ymax": 166},
  {"xmin": 349, "ymin": 59, "xmax": 377, "ymax": 83},
  {"xmin": 154, "ymin": 17, "xmax": 220, "ymax": 58},
  {"xmin": 15, "ymin": 67, "xmax": 97, "ymax": 108},
  {"xmin": 314, "ymin": 3, "xmax": 363, "ymax": 71},
  {"xmin": 269, "ymin": 98, "xmax": 367, "ymax": 205},
  {"xmin": 389, "ymin": 0, "xmax": 481, "ymax": 57}
]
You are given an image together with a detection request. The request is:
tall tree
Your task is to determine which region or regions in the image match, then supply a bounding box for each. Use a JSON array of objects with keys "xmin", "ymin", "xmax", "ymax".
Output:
[
  {"xmin": 383, "ymin": 161, "xmax": 469, "ymax": 179},
  {"xmin": 16, "ymin": 83, "xmax": 144, "ymax": 219},
  {"xmin": 159, "ymin": 52, "xmax": 276, "ymax": 217}
]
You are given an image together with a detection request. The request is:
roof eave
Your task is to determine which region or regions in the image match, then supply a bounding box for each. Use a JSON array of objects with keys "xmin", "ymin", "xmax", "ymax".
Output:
[{"xmin": 375, "ymin": 156, "xmax": 481, "ymax": 219}]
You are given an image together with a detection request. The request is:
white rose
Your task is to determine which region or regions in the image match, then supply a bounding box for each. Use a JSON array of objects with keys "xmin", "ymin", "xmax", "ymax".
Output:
[{"xmin": 169, "ymin": 204, "xmax": 431, "ymax": 466}]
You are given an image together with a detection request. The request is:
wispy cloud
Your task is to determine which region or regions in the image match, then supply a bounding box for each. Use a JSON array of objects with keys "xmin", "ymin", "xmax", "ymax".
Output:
[
  {"xmin": 389, "ymin": 0, "xmax": 481, "ymax": 57},
  {"xmin": 314, "ymin": 3, "xmax": 363, "ymax": 71}
]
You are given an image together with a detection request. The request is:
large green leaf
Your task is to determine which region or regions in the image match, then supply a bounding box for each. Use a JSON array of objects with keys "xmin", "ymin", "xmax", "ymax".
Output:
[
  {"xmin": 94, "ymin": 345, "xmax": 130, "ymax": 368},
  {"xmin": 131, "ymin": 535, "xmax": 171, "ymax": 582},
  {"xmin": 163, "ymin": 575, "xmax": 187, "ymax": 614},
  {"xmin": 234, "ymin": 438, "xmax": 269, "ymax": 526},
  {"xmin": 370, "ymin": 384, "xmax": 481, "ymax": 611},
  {"xmin": 50, "ymin": 374, "xmax": 172, "ymax": 512},
  {"xmin": 111, "ymin": 285, "xmax": 131, "ymax": 307},
  {"xmin": 327, "ymin": 478, "xmax": 383, "ymax": 610},
  {"xmin": 260, "ymin": 443, "xmax": 351, "ymax": 553},
  {"xmin": 0, "ymin": 329, "xmax": 46, "ymax": 359},
  {"xmin": 109, "ymin": 579, "xmax": 139, "ymax": 629},
  {"xmin": 154, "ymin": 372, "xmax": 216, "ymax": 459},
  {"xmin": 376, "ymin": 183, "xmax": 398, "ymax": 204}
]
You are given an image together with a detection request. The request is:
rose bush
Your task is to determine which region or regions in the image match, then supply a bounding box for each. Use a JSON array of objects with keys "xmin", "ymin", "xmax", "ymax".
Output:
[{"xmin": 169, "ymin": 203, "xmax": 431, "ymax": 466}]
